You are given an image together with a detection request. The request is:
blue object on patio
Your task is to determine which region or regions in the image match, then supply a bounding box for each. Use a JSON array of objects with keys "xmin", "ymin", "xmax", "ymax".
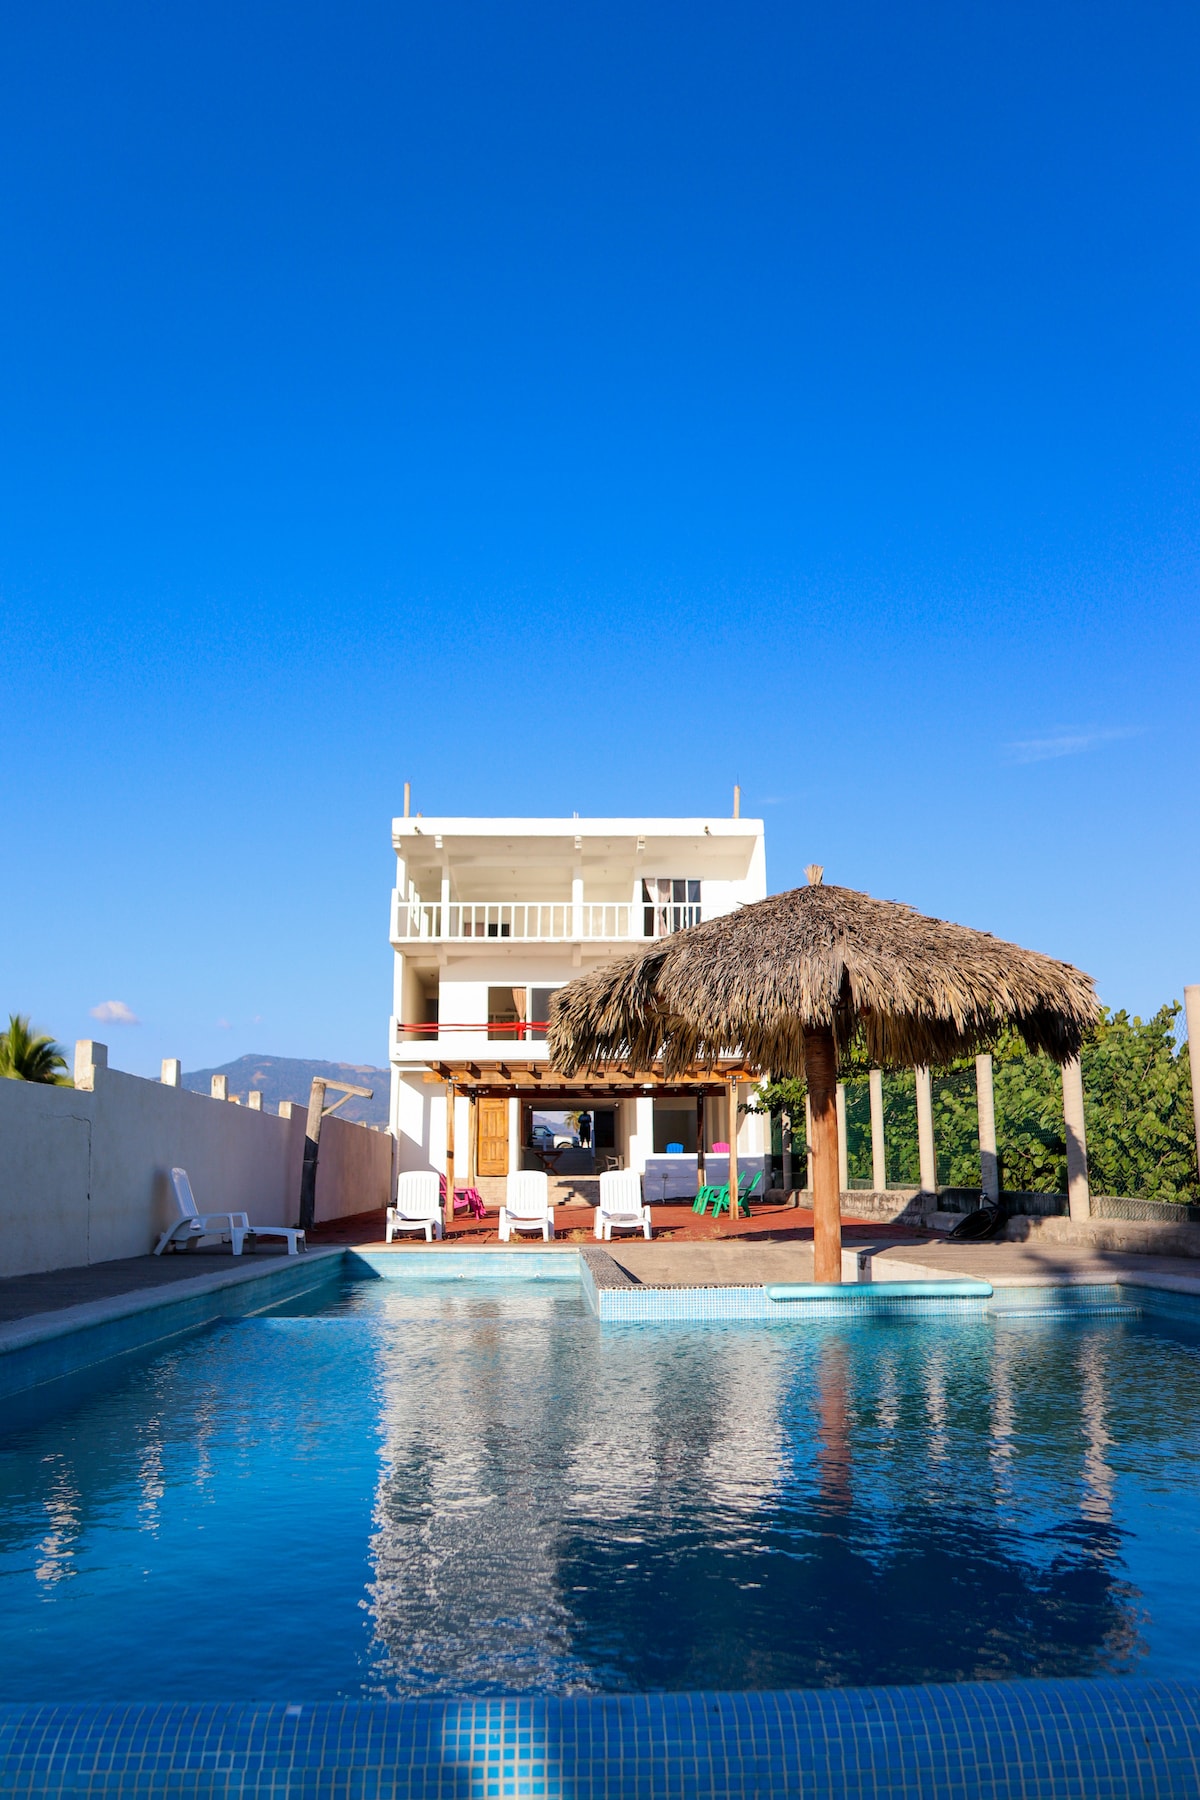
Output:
[{"xmin": 665, "ymin": 1142, "xmax": 684, "ymax": 1153}]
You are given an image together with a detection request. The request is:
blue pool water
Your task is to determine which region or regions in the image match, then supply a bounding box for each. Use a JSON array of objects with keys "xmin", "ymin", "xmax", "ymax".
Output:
[{"xmin": 2, "ymin": 1275, "xmax": 1200, "ymax": 1701}]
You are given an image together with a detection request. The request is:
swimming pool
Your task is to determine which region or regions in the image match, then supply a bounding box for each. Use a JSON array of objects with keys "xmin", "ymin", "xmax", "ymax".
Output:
[{"xmin": 3, "ymin": 1268, "xmax": 1200, "ymax": 1707}]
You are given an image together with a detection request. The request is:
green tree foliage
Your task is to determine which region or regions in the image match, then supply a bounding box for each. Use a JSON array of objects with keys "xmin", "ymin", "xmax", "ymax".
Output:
[
  {"xmin": 749, "ymin": 1004, "xmax": 1199, "ymax": 1204},
  {"xmin": 0, "ymin": 1014, "xmax": 70, "ymax": 1084}
]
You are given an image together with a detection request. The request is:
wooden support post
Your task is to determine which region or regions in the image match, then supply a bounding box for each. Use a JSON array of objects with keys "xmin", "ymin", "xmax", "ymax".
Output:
[
  {"xmin": 806, "ymin": 1027, "xmax": 842, "ymax": 1283},
  {"xmin": 298, "ymin": 1079, "xmax": 326, "ymax": 1231},
  {"xmin": 445, "ymin": 1081, "xmax": 456, "ymax": 1229},
  {"xmin": 467, "ymin": 1090, "xmax": 477, "ymax": 1185},
  {"xmin": 696, "ymin": 1092, "xmax": 706, "ymax": 1192},
  {"xmin": 298, "ymin": 1076, "xmax": 373, "ymax": 1231},
  {"xmin": 869, "ymin": 1068, "xmax": 886, "ymax": 1191},
  {"xmin": 725, "ymin": 1077, "xmax": 740, "ymax": 1228}
]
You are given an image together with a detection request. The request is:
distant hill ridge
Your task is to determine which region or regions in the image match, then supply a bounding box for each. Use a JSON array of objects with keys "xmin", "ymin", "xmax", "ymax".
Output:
[{"xmin": 182, "ymin": 1054, "xmax": 390, "ymax": 1126}]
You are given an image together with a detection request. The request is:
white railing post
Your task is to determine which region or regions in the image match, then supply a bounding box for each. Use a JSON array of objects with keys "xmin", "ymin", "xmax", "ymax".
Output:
[{"xmin": 1062, "ymin": 1056, "xmax": 1091, "ymax": 1221}]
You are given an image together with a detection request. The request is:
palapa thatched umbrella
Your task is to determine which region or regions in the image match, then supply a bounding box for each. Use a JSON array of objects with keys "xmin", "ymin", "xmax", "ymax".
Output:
[{"xmin": 548, "ymin": 869, "xmax": 1099, "ymax": 1281}]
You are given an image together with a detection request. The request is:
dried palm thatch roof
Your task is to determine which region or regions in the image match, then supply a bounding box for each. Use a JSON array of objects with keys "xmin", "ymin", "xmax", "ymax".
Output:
[{"xmin": 548, "ymin": 882, "xmax": 1099, "ymax": 1077}]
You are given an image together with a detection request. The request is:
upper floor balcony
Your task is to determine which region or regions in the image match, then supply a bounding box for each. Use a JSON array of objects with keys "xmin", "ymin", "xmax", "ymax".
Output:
[{"xmin": 390, "ymin": 887, "xmax": 703, "ymax": 945}]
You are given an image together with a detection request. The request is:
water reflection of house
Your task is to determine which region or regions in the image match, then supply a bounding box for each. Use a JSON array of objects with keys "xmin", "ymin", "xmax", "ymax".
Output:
[{"xmin": 388, "ymin": 812, "xmax": 770, "ymax": 1190}]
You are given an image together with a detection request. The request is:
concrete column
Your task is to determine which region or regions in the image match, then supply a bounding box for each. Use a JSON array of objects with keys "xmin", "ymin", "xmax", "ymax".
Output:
[
  {"xmin": 572, "ymin": 868, "xmax": 584, "ymax": 939},
  {"xmin": 160, "ymin": 1058, "xmax": 181, "ymax": 1086},
  {"xmin": 211, "ymin": 1074, "xmax": 229, "ymax": 1101},
  {"xmin": 73, "ymin": 1040, "xmax": 107, "ymax": 1091},
  {"xmin": 1186, "ymin": 986, "xmax": 1200, "ymax": 1186},
  {"xmin": 279, "ymin": 1100, "xmax": 295, "ymax": 1119},
  {"xmin": 1062, "ymin": 1056, "xmax": 1091, "ymax": 1221},
  {"xmin": 630, "ymin": 1095, "xmax": 654, "ymax": 1174},
  {"xmin": 247, "ymin": 1090, "xmax": 263, "ymax": 1111},
  {"xmin": 915, "ymin": 1066, "xmax": 937, "ymax": 1193},
  {"xmin": 869, "ymin": 1068, "xmax": 886, "ymax": 1190},
  {"xmin": 508, "ymin": 1096, "xmax": 521, "ymax": 1175},
  {"xmin": 836, "ymin": 1083, "xmax": 849, "ymax": 1193},
  {"xmin": 975, "ymin": 1053, "xmax": 999, "ymax": 1202},
  {"xmin": 805, "ymin": 1094, "xmax": 814, "ymax": 1191}
]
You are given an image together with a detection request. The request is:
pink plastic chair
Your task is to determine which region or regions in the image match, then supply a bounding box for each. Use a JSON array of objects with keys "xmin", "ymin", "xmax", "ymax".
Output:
[{"xmin": 439, "ymin": 1175, "xmax": 487, "ymax": 1220}]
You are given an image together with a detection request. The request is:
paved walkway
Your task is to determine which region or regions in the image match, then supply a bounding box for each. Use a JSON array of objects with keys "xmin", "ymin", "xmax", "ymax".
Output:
[
  {"xmin": 863, "ymin": 1238, "xmax": 1200, "ymax": 1291},
  {"xmin": 0, "ymin": 1244, "xmax": 307, "ymax": 1328}
]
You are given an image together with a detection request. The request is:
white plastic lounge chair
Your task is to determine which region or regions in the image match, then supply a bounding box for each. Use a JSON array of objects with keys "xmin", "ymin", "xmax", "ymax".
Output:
[
  {"xmin": 386, "ymin": 1170, "xmax": 444, "ymax": 1242},
  {"xmin": 595, "ymin": 1168, "xmax": 652, "ymax": 1241},
  {"xmin": 500, "ymin": 1170, "xmax": 555, "ymax": 1241},
  {"xmin": 154, "ymin": 1168, "xmax": 306, "ymax": 1256}
]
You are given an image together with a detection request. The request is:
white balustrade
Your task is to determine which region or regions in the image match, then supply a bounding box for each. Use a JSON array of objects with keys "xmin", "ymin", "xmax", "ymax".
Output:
[{"xmin": 391, "ymin": 900, "xmax": 639, "ymax": 942}]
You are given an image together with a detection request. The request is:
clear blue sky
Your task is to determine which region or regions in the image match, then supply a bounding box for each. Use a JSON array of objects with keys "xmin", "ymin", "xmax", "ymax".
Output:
[{"xmin": 2, "ymin": 0, "xmax": 1197, "ymax": 1077}]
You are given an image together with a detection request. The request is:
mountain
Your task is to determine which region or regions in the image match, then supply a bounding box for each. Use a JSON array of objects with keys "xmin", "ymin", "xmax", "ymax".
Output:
[{"xmin": 182, "ymin": 1055, "xmax": 390, "ymax": 1126}]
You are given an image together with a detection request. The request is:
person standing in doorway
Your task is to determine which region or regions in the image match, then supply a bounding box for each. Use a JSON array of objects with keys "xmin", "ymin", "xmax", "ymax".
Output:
[{"xmin": 578, "ymin": 1111, "xmax": 592, "ymax": 1149}]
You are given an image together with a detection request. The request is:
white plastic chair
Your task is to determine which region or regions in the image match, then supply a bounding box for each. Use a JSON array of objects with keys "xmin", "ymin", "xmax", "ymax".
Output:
[
  {"xmin": 595, "ymin": 1168, "xmax": 652, "ymax": 1240},
  {"xmin": 154, "ymin": 1168, "xmax": 306, "ymax": 1256},
  {"xmin": 500, "ymin": 1170, "xmax": 554, "ymax": 1241},
  {"xmin": 387, "ymin": 1171, "xmax": 444, "ymax": 1242}
]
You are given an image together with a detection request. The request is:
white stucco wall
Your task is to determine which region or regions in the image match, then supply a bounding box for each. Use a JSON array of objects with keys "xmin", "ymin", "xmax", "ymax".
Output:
[{"xmin": 0, "ymin": 1047, "xmax": 393, "ymax": 1279}]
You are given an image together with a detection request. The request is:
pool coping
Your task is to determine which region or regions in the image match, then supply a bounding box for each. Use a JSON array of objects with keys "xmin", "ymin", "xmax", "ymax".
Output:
[
  {"xmin": 2, "ymin": 1678, "xmax": 1199, "ymax": 1799},
  {"xmin": 4, "ymin": 1242, "xmax": 1200, "ymax": 1379},
  {"xmin": 0, "ymin": 1247, "xmax": 344, "ymax": 1403}
]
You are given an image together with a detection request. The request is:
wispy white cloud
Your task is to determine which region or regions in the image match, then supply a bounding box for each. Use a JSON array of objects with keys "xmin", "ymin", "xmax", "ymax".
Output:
[
  {"xmin": 90, "ymin": 999, "xmax": 140, "ymax": 1026},
  {"xmin": 216, "ymin": 1017, "xmax": 232, "ymax": 1030},
  {"xmin": 1004, "ymin": 726, "xmax": 1142, "ymax": 766}
]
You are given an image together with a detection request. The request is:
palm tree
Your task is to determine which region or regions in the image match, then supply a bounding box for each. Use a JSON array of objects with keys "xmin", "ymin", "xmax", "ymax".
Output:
[{"xmin": 0, "ymin": 1014, "xmax": 70, "ymax": 1083}]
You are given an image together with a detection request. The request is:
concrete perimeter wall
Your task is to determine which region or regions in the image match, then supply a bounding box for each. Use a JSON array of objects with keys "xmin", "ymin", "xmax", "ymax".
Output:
[{"xmin": 0, "ymin": 1047, "xmax": 393, "ymax": 1279}]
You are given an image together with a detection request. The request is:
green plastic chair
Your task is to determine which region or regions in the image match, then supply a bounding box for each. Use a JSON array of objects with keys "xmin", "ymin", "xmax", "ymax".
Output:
[{"xmin": 710, "ymin": 1170, "xmax": 762, "ymax": 1218}]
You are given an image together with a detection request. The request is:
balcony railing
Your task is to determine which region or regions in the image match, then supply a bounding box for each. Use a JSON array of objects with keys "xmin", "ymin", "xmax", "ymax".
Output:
[
  {"xmin": 395, "ymin": 1020, "xmax": 551, "ymax": 1045},
  {"xmin": 392, "ymin": 900, "xmax": 638, "ymax": 942}
]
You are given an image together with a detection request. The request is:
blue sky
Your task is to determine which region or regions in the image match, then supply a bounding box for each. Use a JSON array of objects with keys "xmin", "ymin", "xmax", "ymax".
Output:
[{"xmin": 2, "ymin": 0, "xmax": 1197, "ymax": 1077}]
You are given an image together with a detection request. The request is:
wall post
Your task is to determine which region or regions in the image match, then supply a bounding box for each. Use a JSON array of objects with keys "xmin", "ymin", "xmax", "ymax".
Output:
[
  {"xmin": 915, "ymin": 1066, "xmax": 937, "ymax": 1194},
  {"xmin": 869, "ymin": 1068, "xmax": 886, "ymax": 1191},
  {"xmin": 975, "ymin": 1052, "xmax": 1000, "ymax": 1202},
  {"xmin": 835, "ymin": 1083, "xmax": 849, "ymax": 1194},
  {"xmin": 1185, "ymin": 986, "xmax": 1200, "ymax": 1184},
  {"xmin": 73, "ymin": 1040, "xmax": 107, "ymax": 1091},
  {"xmin": 1062, "ymin": 1056, "xmax": 1091, "ymax": 1221}
]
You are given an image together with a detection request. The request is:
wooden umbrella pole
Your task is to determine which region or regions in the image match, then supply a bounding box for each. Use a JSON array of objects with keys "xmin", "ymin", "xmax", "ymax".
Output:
[
  {"xmin": 726, "ymin": 1077, "xmax": 740, "ymax": 1232},
  {"xmin": 805, "ymin": 1027, "xmax": 842, "ymax": 1283}
]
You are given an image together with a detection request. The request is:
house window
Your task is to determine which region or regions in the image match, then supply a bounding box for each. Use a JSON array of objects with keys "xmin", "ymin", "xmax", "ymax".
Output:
[
  {"xmin": 527, "ymin": 986, "xmax": 557, "ymax": 1042},
  {"xmin": 643, "ymin": 879, "xmax": 701, "ymax": 938},
  {"xmin": 487, "ymin": 987, "xmax": 524, "ymax": 1041}
]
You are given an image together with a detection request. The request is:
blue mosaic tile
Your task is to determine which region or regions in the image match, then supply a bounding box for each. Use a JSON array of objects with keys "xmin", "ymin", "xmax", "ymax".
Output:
[{"xmin": 2, "ymin": 1680, "xmax": 1200, "ymax": 1798}]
